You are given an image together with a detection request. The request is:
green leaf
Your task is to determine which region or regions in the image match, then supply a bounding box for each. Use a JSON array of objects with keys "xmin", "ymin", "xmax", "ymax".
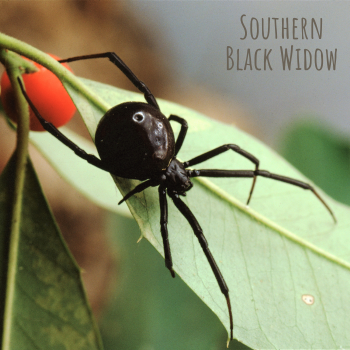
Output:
[
  {"xmin": 100, "ymin": 214, "xmax": 230, "ymax": 350},
  {"xmin": 29, "ymin": 128, "xmax": 131, "ymax": 217},
  {"xmin": 35, "ymin": 77, "xmax": 350, "ymax": 348},
  {"xmin": 0, "ymin": 154, "xmax": 103, "ymax": 350}
]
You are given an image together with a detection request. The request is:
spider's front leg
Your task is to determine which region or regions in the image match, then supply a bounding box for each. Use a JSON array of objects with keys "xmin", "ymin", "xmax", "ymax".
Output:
[
  {"xmin": 159, "ymin": 185, "xmax": 175, "ymax": 278},
  {"xmin": 168, "ymin": 192, "xmax": 234, "ymax": 340},
  {"xmin": 187, "ymin": 169, "xmax": 336, "ymax": 222},
  {"xmin": 183, "ymin": 144, "xmax": 260, "ymax": 205}
]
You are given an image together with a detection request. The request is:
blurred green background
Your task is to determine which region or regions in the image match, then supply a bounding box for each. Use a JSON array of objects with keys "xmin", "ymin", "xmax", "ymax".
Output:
[{"xmin": 280, "ymin": 118, "xmax": 350, "ymax": 206}]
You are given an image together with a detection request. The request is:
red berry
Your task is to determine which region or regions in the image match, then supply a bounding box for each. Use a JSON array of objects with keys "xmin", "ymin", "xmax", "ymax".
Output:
[{"xmin": 1, "ymin": 54, "xmax": 76, "ymax": 131}]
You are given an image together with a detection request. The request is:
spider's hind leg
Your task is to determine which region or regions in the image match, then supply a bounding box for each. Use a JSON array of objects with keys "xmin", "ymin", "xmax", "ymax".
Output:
[
  {"xmin": 17, "ymin": 78, "xmax": 111, "ymax": 173},
  {"xmin": 59, "ymin": 52, "xmax": 158, "ymax": 109},
  {"xmin": 168, "ymin": 115, "xmax": 188, "ymax": 156}
]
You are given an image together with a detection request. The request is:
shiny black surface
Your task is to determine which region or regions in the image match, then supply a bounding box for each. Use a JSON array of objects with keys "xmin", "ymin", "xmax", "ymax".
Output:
[{"xmin": 95, "ymin": 102, "xmax": 175, "ymax": 180}]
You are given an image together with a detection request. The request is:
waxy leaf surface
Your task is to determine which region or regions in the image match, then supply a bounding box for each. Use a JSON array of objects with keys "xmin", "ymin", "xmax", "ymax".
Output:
[
  {"xmin": 34, "ymin": 77, "xmax": 350, "ymax": 348},
  {"xmin": 0, "ymin": 154, "xmax": 103, "ymax": 350}
]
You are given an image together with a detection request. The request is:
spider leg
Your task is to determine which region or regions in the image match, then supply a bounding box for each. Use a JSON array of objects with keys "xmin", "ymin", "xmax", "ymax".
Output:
[
  {"xmin": 187, "ymin": 169, "xmax": 336, "ymax": 223},
  {"xmin": 183, "ymin": 144, "xmax": 259, "ymax": 205},
  {"xmin": 159, "ymin": 185, "xmax": 176, "ymax": 278},
  {"xmin": 118, "ymin": 179, "xmax": 156, "ymax": 204},
  {"xmin": 17, "ymin": 78, "xmax": 111, "ymax": 172},
  {"xmin": 59, "ymin": 52, "xmax": 159, "ymax": 109},
  {"xmin": 168, "ymin": 115, "xmax": 188, "ymax": 156},
  {"xmin": 168, "ymin": 192, "xmax": 233, "ymax": 340}
]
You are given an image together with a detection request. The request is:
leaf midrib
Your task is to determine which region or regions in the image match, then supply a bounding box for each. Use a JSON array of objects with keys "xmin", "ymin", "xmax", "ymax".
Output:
[{"xmin": 194, "ymin": 176, "xmax": 350, "ymax": 271}]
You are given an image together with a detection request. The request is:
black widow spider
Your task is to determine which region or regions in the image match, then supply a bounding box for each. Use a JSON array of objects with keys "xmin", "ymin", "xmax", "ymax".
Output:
[{"xmin": 17, "ymin": 52, "xmax": 336, "ymax": 341}]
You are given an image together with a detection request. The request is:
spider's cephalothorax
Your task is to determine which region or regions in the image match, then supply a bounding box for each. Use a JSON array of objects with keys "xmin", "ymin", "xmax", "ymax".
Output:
[
  {"xmin": 18, "ymin": 51, "xmax": 336, "ymax": 342},
  {"xmin": 162, "ymin": 158, "xmax": 193, "ymax": 195}
]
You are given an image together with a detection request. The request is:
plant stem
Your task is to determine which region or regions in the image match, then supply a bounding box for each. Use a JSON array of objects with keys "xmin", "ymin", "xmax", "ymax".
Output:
[
  {"xmin": 0, "ymin": 32, "xmax": 110, "ymax": 115},
  {"xmin": 0, "ymin": 49, "xmax": 30, "ymax": 349}
]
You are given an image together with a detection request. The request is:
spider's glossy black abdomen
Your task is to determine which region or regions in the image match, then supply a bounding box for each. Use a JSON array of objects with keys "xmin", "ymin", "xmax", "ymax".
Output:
[{"xmin": 95, "ymin": 102, "xmax": 175, "ymax": 180}]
